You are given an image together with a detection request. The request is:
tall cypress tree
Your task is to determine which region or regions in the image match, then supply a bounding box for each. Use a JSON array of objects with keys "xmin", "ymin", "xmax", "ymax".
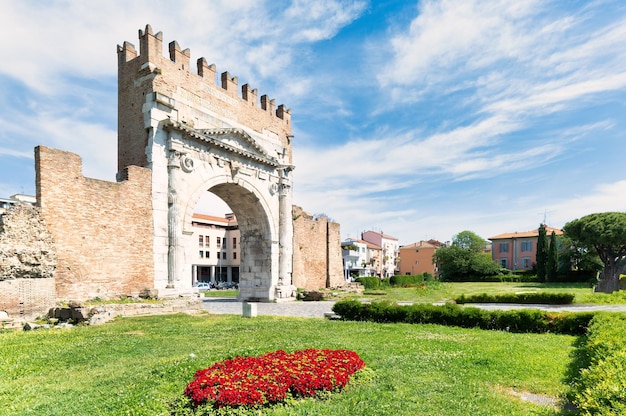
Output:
[
  {"xmin": 547, "ymin": 231, "xmax": 558, "ymax": 282},
  {"xmin": 536, "ymin": 224, "xmax": 548, "ymax": 282}
]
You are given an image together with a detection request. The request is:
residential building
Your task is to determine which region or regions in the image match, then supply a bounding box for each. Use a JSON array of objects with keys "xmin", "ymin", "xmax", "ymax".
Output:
[
  {"xmin": 341, "ymin": 238, "xmax": 382, "ymax": 279},
  {"xmin": 0, "ymin": 194, "xmax": 35, "ymax": 215},
  {"xmin": 398, "ymin": 240, "xmax": 441, "ymax": 276},
  {"xmin": 489, "ymin": 225, "xmax": 563, "ymax": 271},
  {"xmin": 361, "ymin": 230, "xmax": 399, "ymax": 278},
  {"xmin": 191, "ymin": 213, "xmax": 240, "ymax": 285}
]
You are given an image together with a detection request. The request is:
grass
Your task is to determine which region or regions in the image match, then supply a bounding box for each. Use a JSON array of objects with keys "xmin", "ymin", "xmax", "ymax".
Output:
[
  {"xmin": 351, "ymin": 281, "xmax": 626, "ymax": 305},
  {"xmin": 201, "ymin": 289, "xmax": 239, "ymax": 298},
  {"xmin": 1, "ymin": 313, "xmax": 577, "ymax": 415}
]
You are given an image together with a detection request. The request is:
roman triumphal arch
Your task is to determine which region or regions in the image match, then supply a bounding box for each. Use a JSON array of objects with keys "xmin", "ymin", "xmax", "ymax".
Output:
[{"xmin": 117, "ymin": 25, "xmax": 296, "ymax": 301}]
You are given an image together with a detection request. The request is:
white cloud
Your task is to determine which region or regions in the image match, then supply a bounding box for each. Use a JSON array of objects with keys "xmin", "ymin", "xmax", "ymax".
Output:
[
  {"xmin": 379, "ymin": 0, "xmax": 543, "ymax": 88},
  {"xmin": 0, "ymin": 148, "xmax": 32, "ymax": 159},
  {"xmin": 548, "ymin": 180, "xmax": 626, "ymax": 227},
  {"xmin": 0, "ymin": 0, "xmax": 367, "ymax": 95}
]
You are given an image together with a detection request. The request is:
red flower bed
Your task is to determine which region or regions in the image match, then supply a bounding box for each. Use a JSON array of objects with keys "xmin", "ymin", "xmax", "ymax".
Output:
[{"xmin": 184, "ymin": 349, "xmax": 366, "ymax": 409}]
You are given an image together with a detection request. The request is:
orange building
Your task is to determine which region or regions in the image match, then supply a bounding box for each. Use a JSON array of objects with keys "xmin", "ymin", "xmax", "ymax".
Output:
[
  {"xmin": 489, "ymin": 225, "xmax": 563, "ymax": 271},
  {"xmin": 398, "ymin": 240, "xmax": 440, "ymax": 276}
]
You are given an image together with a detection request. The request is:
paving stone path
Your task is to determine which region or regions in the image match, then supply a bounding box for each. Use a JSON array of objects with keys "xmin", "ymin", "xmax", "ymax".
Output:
[
  {"xmin": 203, "ymin": 297, "xmax": 626, "ymax": 318},
  {"xmin": 202, "ymin": 298, "xmax": 337, "ymax": 318}
]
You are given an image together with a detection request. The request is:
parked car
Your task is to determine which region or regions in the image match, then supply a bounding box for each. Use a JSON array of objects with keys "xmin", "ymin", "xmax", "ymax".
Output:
[
  {"xmin": 216, "ymin": 281, "xmax": 238, "ymax": 290},
  {"xmin": 193, "ymin": 282, "xmax": 212, "ymax": 291}
]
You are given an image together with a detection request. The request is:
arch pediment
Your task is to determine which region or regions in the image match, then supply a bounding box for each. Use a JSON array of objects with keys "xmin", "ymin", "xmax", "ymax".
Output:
[{"xmin": 164, "ymin": 120, "xmax": 280, "ymax": 168}]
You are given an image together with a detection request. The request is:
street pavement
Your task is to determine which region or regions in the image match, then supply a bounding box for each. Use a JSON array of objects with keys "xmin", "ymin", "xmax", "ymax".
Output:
[
  {"xmin": 202, "ymin": 297, "xmax": 337, "ymax": 318},
  {"xmin": 202, "ymin": 297, "xmax": 626, "ymax": 318},
  {"xmin": 464, "ymin": 303, "xmax": 626, "ymax": 313}
]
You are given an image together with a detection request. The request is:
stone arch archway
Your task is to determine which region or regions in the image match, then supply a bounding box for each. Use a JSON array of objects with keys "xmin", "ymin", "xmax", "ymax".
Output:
[
  {"xmin": 161, "ymin": 124, "xmax": 295, "ymax": 302},
  {"xmin": 117, "ymin": 25, "xmax": 296, "ymax": 301},
  {"xmin": 183, "ymin": 178, "xmax": 279, "ymax": 301}
]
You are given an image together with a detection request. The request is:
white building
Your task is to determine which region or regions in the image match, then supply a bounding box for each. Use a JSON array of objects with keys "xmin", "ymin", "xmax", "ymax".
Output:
[
  {"xmin": 0, "ymin": 194, "xmax": 35, "ymax": 215},
  {"xmin": 341, "ymin": 238, "xmax": 382, "ymax": 279},
  {"xmin": 191, "ymin": 213, "xmax": 240, "ymax": 286},
  {"xmin": 361, "ymin": 230, "xmax": 399, "ymax": 278}
]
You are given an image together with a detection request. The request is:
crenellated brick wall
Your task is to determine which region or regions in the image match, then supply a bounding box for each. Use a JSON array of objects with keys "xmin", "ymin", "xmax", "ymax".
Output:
[{"xmin": 35, "ymin": 146, "xmax": 154, "ymax": 301}]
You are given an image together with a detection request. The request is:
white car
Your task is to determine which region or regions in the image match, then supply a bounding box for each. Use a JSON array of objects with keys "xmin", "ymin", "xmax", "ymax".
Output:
[{"xmin": 193, "ymin": 282, "xmax": 212, "ymax": 291}]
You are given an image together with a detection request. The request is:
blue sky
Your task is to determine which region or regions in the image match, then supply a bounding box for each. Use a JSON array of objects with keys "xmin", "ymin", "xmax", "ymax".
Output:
[{"xmin": 1, "ymin": 0, "xmax": 625, "ymax": 245}]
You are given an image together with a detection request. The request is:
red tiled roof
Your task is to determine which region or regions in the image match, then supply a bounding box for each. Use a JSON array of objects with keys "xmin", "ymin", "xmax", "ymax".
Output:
[
  {"xmin": 363, "ymin": 230, "xmax": 398, "ymax": 240},
  {"xmin": 192, "ymin": 213, "xmax": 233, "ymax": 224},
  {"xmin": 489, "ymin": 226, "xmax": 563, "ymax": 240},
  {"xmin": 400, "ymin": 241, "xmax": 438, "ymax": 250}
]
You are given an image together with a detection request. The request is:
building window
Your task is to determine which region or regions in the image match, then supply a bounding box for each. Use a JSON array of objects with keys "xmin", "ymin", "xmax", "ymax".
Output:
[
  {"xmin": 500, "ymin": 258, "xmax": 508, "ymax": 268},
  {"xmin": 216, "ymin": 252, "xmax": 220, "ymax": 260},
  {"xmin": 233, "ymin": 237, "xmax": 237, "ymax": 249},
  {"xmin": 198, "ymin": 236, "xmax": 204, "ymax": 247},
  {"xmin": 521, "ymin": 241, "xmax": 532, "ymax": 252},
  {"xmin": 205, "ymin": 236, "xmax": 210, "ymax": 246},
  {"xmin": 199, "ymin": 250, "xmax": 203, "ymax": 258},
  {"xmin": 522, "ymin": 257, "xmax": 531, "ymax": 269},
  {"xmin": 233, "ymin": 252, "xmax": 237, "ymax": 260},
  {"xmin": 205, "ymin": 251, "xmax": 210, "ymax": 259},
  {"xmin": 216, "ymin": 237, "xmax": 221, "ymax": 247},
  {"xmin": 222, "ymin": 252, "xmax": 226, "ymax": 259},
  {"xmin": 499, "ymin": 242, "xmax": 509, "ymax": 253}
]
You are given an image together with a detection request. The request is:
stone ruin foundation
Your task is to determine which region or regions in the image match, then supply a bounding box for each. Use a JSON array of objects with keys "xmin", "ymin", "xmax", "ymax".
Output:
[{"xmin": 0, "ymin": 204, "xmax": 57, "ymax": 320}]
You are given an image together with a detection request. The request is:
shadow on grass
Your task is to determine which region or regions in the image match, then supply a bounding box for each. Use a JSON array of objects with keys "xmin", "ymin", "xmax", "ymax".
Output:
[{"xmin": 556, "ymin": 335, "xmax": 589, "ymax": 415}]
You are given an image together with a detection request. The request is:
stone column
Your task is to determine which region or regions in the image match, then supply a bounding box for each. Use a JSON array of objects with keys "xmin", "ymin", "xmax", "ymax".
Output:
[
  {"xmin": 166, "ymin": 145, "xmax": 194, "ymax": 288},
  {"xmin": 276, "ymin": 166, "xmax": 296, "ymax": 299},
  {"xmin": 166, "ymin": 151, "xmax": 182, "ymax": 288}
]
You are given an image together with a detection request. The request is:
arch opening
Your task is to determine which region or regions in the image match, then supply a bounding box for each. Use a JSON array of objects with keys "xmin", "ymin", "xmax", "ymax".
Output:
[{"xmin": 184, "ymin": 183, "xmax": 276, "ymax": 301}]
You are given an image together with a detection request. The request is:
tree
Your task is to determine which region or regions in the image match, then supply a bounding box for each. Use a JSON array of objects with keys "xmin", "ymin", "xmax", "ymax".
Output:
[
  {"xmin": 558, "ymin": 235, "xmax": 603, "ymax": 278},
  {"xmin": 433, "ymin": 231, "xmax": 500, "ymax": 281},
  {"xmin": 547, "ymin": 231, "xmax": 558, "ymax": 282},
  {"xmin": 563, "ymin": 212, "xmax": 626, "ymax": 293},
  {"xmin": 536, "ymin": 224, "xmax": 548, "ymax": 282},
  {"xmin": 453, "ymin": 230, "xmax": 487, "ymax": 252}
]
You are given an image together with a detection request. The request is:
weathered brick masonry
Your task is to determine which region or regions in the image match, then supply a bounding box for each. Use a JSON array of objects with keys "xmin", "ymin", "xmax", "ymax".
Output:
[
  {"xmin": 0, "ymin": 25, "xmax": 345, "ymax": 312},
  {"xmin": 35, "ymin": 146, "xmax": 154, "ymax": 300},
  {"xmin": 292, "ymin": 206, "xmax": 344, "ymax": 290}
]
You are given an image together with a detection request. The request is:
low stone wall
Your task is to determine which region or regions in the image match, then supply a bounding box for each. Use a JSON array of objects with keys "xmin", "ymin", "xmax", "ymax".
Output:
[{"xmin": 48, "ymin": 297, "xmax": 205, "ymax": 326}]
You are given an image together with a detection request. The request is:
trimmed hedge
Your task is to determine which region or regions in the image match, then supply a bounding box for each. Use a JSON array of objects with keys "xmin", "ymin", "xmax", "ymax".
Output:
[
  {"xmin": 573, "ymin": 314, "xmax": 626, "ymax": 415},
  {"xmin": 455, "ymin": 292, "xmax": 575, "ymax": 305},
  {"xmin": 355, "ymin": 276, "xmax": 381, "ymax": 290},
  {"xmin": 331, "ymin": 300, "xmax": 593, "ymax": 335},
  {"xmin": 389, "ymin": 274, "xmax": 425, "ymax": 287}
]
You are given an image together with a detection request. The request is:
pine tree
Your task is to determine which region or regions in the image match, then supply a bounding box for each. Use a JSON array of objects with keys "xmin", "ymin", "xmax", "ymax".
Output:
[
  {"xmin": 547, "ymin": 231, "xmax": 558, "ymax": 282},
  {"xmin": 536, "ymin": 224, "xmax": 548, "ymax": 282}
]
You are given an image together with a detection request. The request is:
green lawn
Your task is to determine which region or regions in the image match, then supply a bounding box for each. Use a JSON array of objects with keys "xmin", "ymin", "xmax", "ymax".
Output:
[
  {"xmin": 348, "ymin": 281, "xmax": 626, "ymax": 305},
  {"xmin": 1, "ymin": 313, "xmax": 577, "ymax": 415}
]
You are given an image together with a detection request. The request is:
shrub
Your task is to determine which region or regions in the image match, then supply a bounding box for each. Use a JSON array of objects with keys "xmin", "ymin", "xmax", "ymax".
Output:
[
  {"xmin": 455, "ymin": 292, "xmax": 574, "ymax": 305},
  {"xmin": 389, "ymin": 274, "xmax": 424, "ymax": 287},
  {"xmin": 332, "ymin": 300, "xmax": 593, "ymax": 335},
  {"xmin": 355, "ymin": 276, "xmax": 380, "ymax": 290},
  {"xmin": 573, "ymin": 314, "xmax": 626, "ymax": 415}
]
